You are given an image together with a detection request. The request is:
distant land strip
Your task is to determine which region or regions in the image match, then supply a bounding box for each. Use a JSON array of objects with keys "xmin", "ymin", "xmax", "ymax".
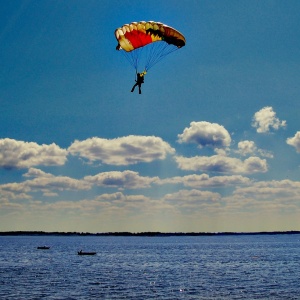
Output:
[{"xmin": 0, "ymin": 231, "xmax": 300, "ymax": 236}]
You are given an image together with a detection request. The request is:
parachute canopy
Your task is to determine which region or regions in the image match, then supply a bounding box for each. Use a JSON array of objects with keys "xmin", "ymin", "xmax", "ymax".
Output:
[{"xmin": 115, "ymin": 21, "xmax": 185, "ymax": 71}]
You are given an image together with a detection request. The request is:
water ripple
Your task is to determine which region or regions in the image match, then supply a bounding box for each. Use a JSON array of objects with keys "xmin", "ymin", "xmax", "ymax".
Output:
[{"xmin": 0, "ymin": 235, "xmax": 300, "ymax": 299}]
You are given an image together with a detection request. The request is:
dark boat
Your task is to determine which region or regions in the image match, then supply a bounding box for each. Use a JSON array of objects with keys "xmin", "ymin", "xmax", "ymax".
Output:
[
  {"xmin": 37, "ymin": 246, "xmax": 50, "ymax": 250},
  {"xmin": 78, "ymin": 250, "xmax": 96, "ymax": 255}
]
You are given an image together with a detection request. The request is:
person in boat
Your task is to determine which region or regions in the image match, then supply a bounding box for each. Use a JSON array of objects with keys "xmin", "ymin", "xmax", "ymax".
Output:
[{"xmin": 131, "ymin": 71, "xmax": 146, "ymax": 94}]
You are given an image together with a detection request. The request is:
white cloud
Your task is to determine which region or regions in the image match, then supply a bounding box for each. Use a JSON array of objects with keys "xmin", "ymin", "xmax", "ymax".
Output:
[
  {"xmin": 68, "ymin": 135, "xmax": 175, "ymax": 166},
  {"xmin": 163, "ymin": 189, "xmax": 221, "ymax": 206},
  {"xmin": 84, "ymin": 170, "xmax": 159, "ymax": 189},
  {"xmin": 0, "ymin": 168, "xmax": 90, "ymax": 198},
  {"xmin": 178, "ymin": 121, "xmax": 231, "ymax": 149},
  {"xmin": 0, "ymin": 187, "xmax": 32, "ymax": 201},
  {"xmin": 287, "ymin": 131, "xmax": 300, "ymax": 153},
  {"xmin": 25, "ymin": 171, "xmax": 91, "ymax": 192},
  {"xmin": 237, "ymin": 140, "xmax": 257, "ymax": 155},
  {"xmin": 237, "ymin": 140, "xmax": 273, "ymax": 158},
  {"xmin": 252, "ymin": 106, "xmax": 286, "ymax": 133},
  {"xmin": 232, "ymin": 180, "xmax": 300, "ymax": 200},
  {"xmin": 159, "ymin": 174, "xmax": 251, "ymax": 188},
  {"xmin": 95, "ymin": 192, "xmax": 151, "ymax": 206},
  {"xmin": 0, "ymin": 138, "xmax": 68, "ymax": 169},
  {"xmin": 24, "ymin": 168, "xmax": 53, "ymax": 178},
  {"xmin": 219, "ymin": 179, "xmax": 300, "ymax": 219},
  {"xmin": 3, "ymin": 177, "xmax": 300, "ymax": 231},
  {"xmin": 175, "ymin": 155, "xmax": 267, "ymax": 174}
]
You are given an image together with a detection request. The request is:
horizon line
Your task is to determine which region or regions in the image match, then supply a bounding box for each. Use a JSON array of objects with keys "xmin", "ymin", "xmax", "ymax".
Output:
[{"xmin": 1, "ymin": 230, "xmax": 300, "ymax": 236}]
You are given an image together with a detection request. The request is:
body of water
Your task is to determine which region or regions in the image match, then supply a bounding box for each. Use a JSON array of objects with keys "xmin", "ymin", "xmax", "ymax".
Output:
[{"xmin": 0, "ymin": 234, "xmax": 300, "ymax": 299}]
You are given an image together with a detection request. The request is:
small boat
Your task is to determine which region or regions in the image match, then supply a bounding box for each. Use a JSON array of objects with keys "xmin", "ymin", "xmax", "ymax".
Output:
[
  {"xmin": 78, "ymin": 250, "xmax": 96, "ymax": 255},
  {"xmin": 37, "ymin": 246, "xmax": 50, "ymax": 250}
]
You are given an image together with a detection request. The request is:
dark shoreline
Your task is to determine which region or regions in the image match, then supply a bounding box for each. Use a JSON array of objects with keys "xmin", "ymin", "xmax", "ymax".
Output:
[{"xmin": 0, "ymin": 231, "xmax": 300, "ymax": 237}]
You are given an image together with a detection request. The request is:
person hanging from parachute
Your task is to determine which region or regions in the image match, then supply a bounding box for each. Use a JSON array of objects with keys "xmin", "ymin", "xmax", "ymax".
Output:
[
  {"xmin": 114, "ymin": 21, "xmax": 185, "ymax": 94},
  {"xmin": 131, "ymin": 70, "xmax": 146, "ymax": 94}
]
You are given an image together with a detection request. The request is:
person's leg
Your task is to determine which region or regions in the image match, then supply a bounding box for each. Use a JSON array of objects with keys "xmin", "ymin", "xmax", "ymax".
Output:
[{"xmin": 131, "ymin": 83, "xmax": 137, "ymax": 92}]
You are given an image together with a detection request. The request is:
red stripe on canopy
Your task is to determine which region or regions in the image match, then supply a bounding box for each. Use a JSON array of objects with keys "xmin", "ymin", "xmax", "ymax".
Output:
[{"xmin": 124, "ymin": 30, "xmax": 153, "ymax": 49}]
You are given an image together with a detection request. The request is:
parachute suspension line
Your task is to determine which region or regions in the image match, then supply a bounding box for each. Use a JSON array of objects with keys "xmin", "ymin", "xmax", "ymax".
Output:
[
  {"xmin": 121, "ymin": 51, "xmax": 135, "ymax": 70},
  {"xmin": 120, "ymin": 42, "xmax": 180, "ymax": 72},
  {"xmin": 133, "ymin": 48, "xmax": 141, "ymax": 72},
  {"xmin": 121, "ymin": 47, "xmax": 142, "ymax": 72},
  {"xmin": 144, "ymin": 43, "xmax": 163, "ymax": 70},
  {"xmin": 144, "ymin": 42, "xmax": 179, "ymax": 71}
]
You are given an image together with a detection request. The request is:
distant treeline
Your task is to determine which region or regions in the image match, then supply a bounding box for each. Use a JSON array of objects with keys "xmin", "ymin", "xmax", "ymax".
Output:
[{"xmin": 1, "ymin": 231, "xmax": 300, "ymax": 236}]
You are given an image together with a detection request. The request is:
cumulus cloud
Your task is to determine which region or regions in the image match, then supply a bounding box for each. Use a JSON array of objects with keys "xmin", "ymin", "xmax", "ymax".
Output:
[
  {"xmin": 286, "ymin": 131, "xmax": 300, "ymax": 153},
  {"xmin": 159, "ymin": 174, "xmax": 251, "ymax": 188},
  {"xmin": 175, "ymin": 155, "xmax": 267, "ymax": 174},
  {"xmin": 24, "ymin": 168, "xmax": 53, "ymax": 178},
  {"xmin": 0, "ymin": 168, "xmax": 90, "ymax": 198},
  {"xmin": 24, "ymin": 168, "xmax": 91, "ymax": 192},
  {"xmin": 237, "ymin": 140, "xmax": 273, "ymax": 158},
  {"xmin": 68, "ymin": 135, "xmax": 175, "ymax": 166},
  {"xmin": 219, "ymin": 179, "xmax": 300, "ymax": 217},
  {"xmin": 0, "ymin": 138, "xmax": 67, "ymax": 169},
  {"xmin": 164, "ymin": 189, "xmax": 221, "ymax": 206},
  {"xmin": 232, "ymin": 180, "xmax": 300, "ymax": 200},
  {"xmin": 95, "ymin": 192, "xmax": 151, "ymax": 205},
  {"xmin": 84, "ymin": 170, "xmax": 159, "ymax": 189},
  {"xmin": 178, "ymin": 121, "xmax": 231, "ymax": 149},
  {"xmin": 237, "ymin": 140, "xmax": 257, "ymax": 156},
  {"xmin": 252, "ymin": 106, "xmax": 286, "ymax": 133}
]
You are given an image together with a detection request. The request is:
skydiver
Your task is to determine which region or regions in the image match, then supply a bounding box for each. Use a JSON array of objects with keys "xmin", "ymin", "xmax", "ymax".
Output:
[{"xmin": 131, "ymin": 71, "xmax": 146, "ymax": 94}]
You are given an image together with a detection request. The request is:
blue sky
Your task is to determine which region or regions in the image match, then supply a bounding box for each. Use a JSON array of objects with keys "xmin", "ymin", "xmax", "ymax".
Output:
[{"xmin": 1, "ymin": 0, "xmax": 300, "ymax": 232}]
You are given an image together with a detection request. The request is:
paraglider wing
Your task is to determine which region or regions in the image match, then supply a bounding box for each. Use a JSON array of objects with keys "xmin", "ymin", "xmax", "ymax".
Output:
[{"xmin": 115, "ymin": 21, "xmax": 185, "ymax": 71}]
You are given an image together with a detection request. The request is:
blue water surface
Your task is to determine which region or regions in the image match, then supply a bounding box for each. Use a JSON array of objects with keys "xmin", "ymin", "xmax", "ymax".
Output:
[{"xmin": 0, "ymin": 234, "xmax": 300, "ymax": 299}]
